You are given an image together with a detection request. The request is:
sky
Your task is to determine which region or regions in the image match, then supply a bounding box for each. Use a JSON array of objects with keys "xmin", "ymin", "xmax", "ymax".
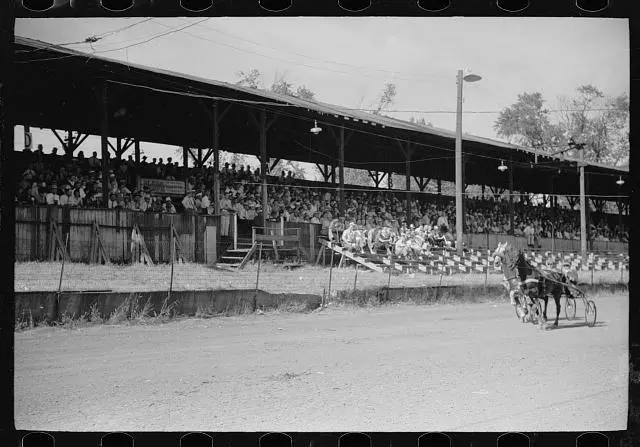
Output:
[{"xmin": 14, "ymin": 17, "xmax": 629, "ymax": 173}]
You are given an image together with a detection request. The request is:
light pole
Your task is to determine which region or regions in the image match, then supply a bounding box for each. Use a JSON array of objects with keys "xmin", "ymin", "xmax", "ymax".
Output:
[{"xmin": 455, "ymin": 69, "xmax": 482, "ymax": 253}]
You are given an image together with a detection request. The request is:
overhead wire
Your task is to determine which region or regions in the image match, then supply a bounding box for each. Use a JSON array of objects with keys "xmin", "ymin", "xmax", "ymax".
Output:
[
  {"xmin": 15, "ymin": 18, "xmax": 209, "ymax": 63},
  {"xmin": 170, "ymin": 17, "xmax": 452, "ymax": 82},
  {"xmin": 15, "ymin": 18, "xmax": 154, "ymax": 54},
  {"xmin": 149, "ymin": 18, "xmax": 450, "ymax": 84}
]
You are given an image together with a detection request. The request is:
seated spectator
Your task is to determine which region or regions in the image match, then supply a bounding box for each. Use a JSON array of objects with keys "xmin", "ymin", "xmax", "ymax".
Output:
[{"xmin": 163, "ymin": 197, "xmax": 176, "ymax": 213}]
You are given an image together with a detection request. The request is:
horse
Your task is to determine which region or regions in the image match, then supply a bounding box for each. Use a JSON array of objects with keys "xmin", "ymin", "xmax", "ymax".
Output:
[{"xmin": 492, "ymin": 241, "xmax": 569, "ymax": 328}]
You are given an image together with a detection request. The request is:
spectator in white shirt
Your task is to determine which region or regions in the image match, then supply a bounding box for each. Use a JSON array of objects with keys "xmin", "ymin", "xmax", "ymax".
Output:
[
  {"xmin": 182, "ymin": 190, "xmax": 197, "ymax": 212},
  {"xmin": 45, "ymin": 186, "xmax": 59, "ymax": 206},
  {"xmin": 200, "ymin": 192, "xmax": 211, "ymax": 214}
]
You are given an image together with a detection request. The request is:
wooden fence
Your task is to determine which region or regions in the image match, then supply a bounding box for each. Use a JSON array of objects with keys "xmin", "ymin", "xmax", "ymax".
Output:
[
  {"xmin": 15, "ymin": 206, "xmax": 237, "ymax": 264},
  {"xmin": 14, "ymin": 206, "xmax": 627, "ymax": 265},
  {"xmin": 464, "ymin": 232, "xmax": 628, "ymax": 254}
]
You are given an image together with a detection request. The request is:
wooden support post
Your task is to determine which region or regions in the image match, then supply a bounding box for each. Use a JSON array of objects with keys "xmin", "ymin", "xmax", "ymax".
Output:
[
  {"xmin": 134, "ymin": 139, "xmax": 140, "ymax": 166},
  {"xmin": 213, "ymin": 101, "xmax": 221, "ymax": 215},
  {"xmin": 579, "ymin": 148, "xmax": 587, "ymax": 257},
  {"xmin": 509, "ymin": 156, "xmax": 514, "ymax": 234},
  {"xmin": 437, "ymin": 178, "xmax": 442, "ymax": 195},
  {"xmin": 405, "ymin": 147, "xmax": 411, "ymax": 224},
  {"xmin": 260, "ymin": 110, "xmax": 268, "ymax": 229},
  {"xmin": 339, "ymin": 126, "xmax": 345, "ymax": 217},
  {"xmin": 116, "ymin": 137, "xmax": 122, "ymax": 160},
  {"xmin": 183, "ymin": 145, "xmax": 189, "ymax": 184},
  {"xmin": 100, "ymin": 83, "xmax": 110, "ymax": 208}
]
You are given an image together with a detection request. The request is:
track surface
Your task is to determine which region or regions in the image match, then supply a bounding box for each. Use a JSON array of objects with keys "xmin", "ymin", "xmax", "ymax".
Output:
[{"xmin": 15, "ymin": 295, "xmax": 628, "ymax": 432}]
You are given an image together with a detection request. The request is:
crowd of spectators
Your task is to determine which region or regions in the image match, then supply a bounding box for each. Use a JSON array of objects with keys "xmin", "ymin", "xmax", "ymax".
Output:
[{"xmin": 14, "ymin": 144, "xmax": 628, "ymax": 243}]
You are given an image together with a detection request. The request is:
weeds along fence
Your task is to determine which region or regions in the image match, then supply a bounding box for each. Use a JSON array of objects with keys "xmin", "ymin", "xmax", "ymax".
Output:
[{"xmin": 15, "ymin": 205, "xmax": 238, "ymax": 264}]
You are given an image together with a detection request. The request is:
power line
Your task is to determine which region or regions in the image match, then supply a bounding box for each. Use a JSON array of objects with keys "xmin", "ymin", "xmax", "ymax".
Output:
[
  {"xmin": 90, "ymin": 18, "xmax": 211, "ymax": 55},
  {"xmin": 172, "ymin": 17, "xmax": 451, "ymax": 82},
  {"xmin": 15, "ymin": 19, "xmax": 209, "ymax": 63},
  {"xmin": 15, "ymin": 18, "xmax": 154, "ymax": 55},
  {"xmin": 150, "ymin": 18, "xmax": 448, "ymax": 84},
  {"xmin": 96, "ymin": 18, "xmax": 154, "ymax": 39}
]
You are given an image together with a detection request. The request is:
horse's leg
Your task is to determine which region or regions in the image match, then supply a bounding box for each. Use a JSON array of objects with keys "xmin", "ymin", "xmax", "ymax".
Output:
[{"xmin": 553, "ymin": 292, "xmax": 561, "ymax": 327}]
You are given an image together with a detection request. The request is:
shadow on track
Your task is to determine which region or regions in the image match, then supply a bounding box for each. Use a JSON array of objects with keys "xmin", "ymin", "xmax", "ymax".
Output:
[{"xmin": 549, "ymin": 321, "xmax": 607, "ymax": 331}]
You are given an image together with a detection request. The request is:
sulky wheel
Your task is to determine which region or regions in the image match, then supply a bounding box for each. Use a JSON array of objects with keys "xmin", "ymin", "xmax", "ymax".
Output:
[
  {"xmin": 585, "ymin": 300, "xmax": 597, "ymax": 327},
  {"xmin": 564, "ymin": 296, "xmax": 577, "ymax": 321}
]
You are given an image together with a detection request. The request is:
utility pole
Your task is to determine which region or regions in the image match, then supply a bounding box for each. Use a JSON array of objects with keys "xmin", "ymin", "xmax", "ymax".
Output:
[{"xmin": 455, "ymin": 70, "xmax": 464, "ymax": 254}]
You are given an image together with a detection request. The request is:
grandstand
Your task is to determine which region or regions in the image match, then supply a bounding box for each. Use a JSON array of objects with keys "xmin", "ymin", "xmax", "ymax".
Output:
[{"xmin": 11, "ymin": 36, "xmax": 629, "ymax": 274}]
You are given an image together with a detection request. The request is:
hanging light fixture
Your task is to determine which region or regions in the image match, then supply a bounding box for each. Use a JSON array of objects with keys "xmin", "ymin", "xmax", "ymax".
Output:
[
  {"xmin": 310, "ymin": 120, "xmax": 322, "ymax": 135},
  {"xmin": 498, "ymin": 160, "xmax": 508, "ymax": 172},
  {"xmin": 616, "ymin": 176, "xmax": 625, "ymax": 186}
]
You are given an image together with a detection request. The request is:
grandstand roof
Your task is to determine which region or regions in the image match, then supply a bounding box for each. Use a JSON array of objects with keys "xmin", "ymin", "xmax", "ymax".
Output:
[{"xmin": 13, "ymin": 36, "xmax": 629, "ymax": 199}]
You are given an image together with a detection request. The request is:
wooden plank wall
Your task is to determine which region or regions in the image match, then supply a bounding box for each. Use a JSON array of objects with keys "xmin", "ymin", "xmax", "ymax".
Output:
[{"xmin": 15, "ymin": 206, "xmax": 227, "ymax": 264}]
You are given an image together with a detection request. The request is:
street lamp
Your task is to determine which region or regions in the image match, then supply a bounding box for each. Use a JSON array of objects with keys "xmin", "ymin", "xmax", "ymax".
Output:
[
  {"xmin": 455, "ymin": 69, "xmax": 482, "ymax": 253},
  {"xmin": 310, "ymin": 120, "xmax": 322, "ymax": 135}
]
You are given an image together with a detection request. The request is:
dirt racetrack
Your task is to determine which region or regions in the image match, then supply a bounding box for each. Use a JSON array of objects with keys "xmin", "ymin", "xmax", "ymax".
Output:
[{"xmin": 15, "ymin": 293, "xmax": 628, "ymax": 432}]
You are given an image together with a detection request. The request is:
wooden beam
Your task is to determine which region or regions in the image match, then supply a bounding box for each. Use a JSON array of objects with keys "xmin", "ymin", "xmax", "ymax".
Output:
[
  {"xmin": 122, "ymin": 137, "xmax": 134, "ymax": 154},
  {"xmin": 187, "ymin": 147, "xmax": 198, "ymax": 164},
  {"xmin": 368, "ymin": 170, "xmax": 381, "ymax": 187},
  {"xmin": 509, "ymin": 156, "xmax": 514, "ymax": 234},
  {"xmin": 414, "ymin": 176, "xmax": 430, "ymax": 192},
  {"xmin": 100, "ymin": 84, "xmax": 110, "ymax": 208},
  {"xmin": 213, "ymin": 101, "xmax": 221, "ymax": 215},
  {"xmin": 75, "ymin": 133, "xmax": 89, "ymax": 150},
  {"xmin": 269, "ymin": 158, "xmax": 281, "ymax": 172},
  {"xmin": 134, "ymin": 139, "xmax": 140, "ymax": 166},
  {"xmin": 183, "ymin": 146, "xmax": 189, "ymax": 182},
  {"xmin": 339, "ymin": 127, "xmax": 345, "ymax": 217},
  {"xmin": 248, "ymin": 109, "xmax": 260, "ymax": 130},
  {"xmin": 201, "ymin": 148, "xmax": 214, "ymax": 165},
  {"xmin": 260, "ymin": 110, "xmax": 268, "ymax": 229},
  {"xmin": 266, "ymin": 114, "xmax": 278, "ymax": 131},
  {"xmin": 51, "ymin": 129, "xmax": 66, "ymax": 148},
  {"xmin": 107, "ymin": 140, "xmax": 117, "ymax": 156},
  {"xmin": 405, "ymin": 143, "xmax": 412, "ymax": 223}
]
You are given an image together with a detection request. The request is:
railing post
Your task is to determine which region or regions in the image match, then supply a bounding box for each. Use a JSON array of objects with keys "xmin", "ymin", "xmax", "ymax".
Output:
[{"xmin": 233, "ymin": 213, "xmax": 238, "ymax": 251}]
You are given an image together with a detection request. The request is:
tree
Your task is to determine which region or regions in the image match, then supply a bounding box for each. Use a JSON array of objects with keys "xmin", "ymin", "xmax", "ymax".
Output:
[
  {"xmin": 409, "ymin": 116, "xmax": 433, "ymax": 127},
  {"xmin": 493, "ymin": 92, "xmax": 564, "ymax": 151},
  {"xmin": 235, "ymin": 69, "xmax": 263, "ymax": 89},
  {"xmin": 557, "ymin": 85, "xmax": 629, "ymax": 166},
  {"xmin": 270, "ymin": 71, "xmax": 295, "ymax": 96},
  {"xmin": 295, "ymin": 85, "xmax": 315, "ymax": 101},
  {"xmin": 343, "ymin": 167, "xmax": 375, "ymax": 187},
  {"xmin": 371, "ymin": 82, "xmax": 397, "ymax": 115}
]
